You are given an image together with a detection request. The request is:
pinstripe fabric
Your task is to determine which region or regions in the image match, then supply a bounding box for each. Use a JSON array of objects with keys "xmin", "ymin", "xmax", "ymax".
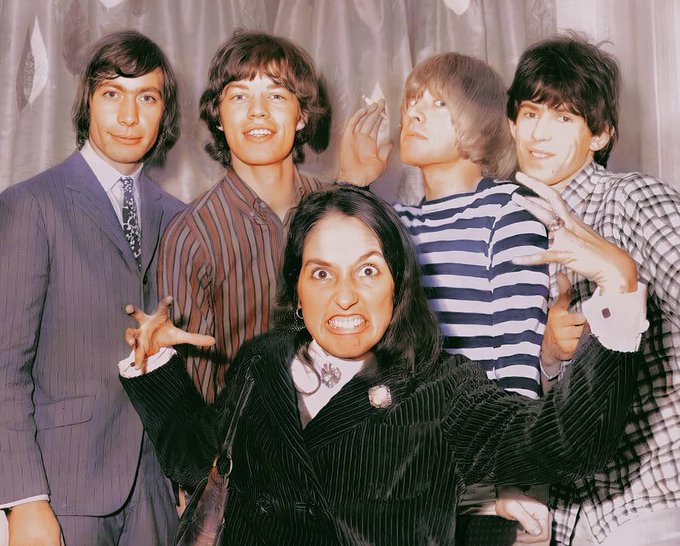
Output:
[
  {"xmin": 0, "ymin": 152, "xmax": 183, "ymax": 523},
  {"xmin": 123, "ymin": 330, "xmax": 639, "ymax": 546},
  {"xmin": 394, "ymin": 179, "xmax": 549, "ymax": 399},
  {"xmin": 549, "ymin": 162, "xmax": 680, "ymax": 544},
  {"xmin": 158, "ymin": 168, "xmax": 324, "ymax": 401}
]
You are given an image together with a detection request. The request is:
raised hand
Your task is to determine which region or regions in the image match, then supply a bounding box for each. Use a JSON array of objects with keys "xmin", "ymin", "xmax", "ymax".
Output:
[
  {"xmin": 337, "ymin": 98, "xmax": 393, "ymax": 186},
  {"xmin": 542, "ymin": 273, "xmax": 587, "ymax": 368},
  {"xmin": 124, "ymin": 296, "xmax": 215, "ymax": 369},
  {"xmin": 511, "ymin": 172, "xmax": 637, "ymax": 295}
]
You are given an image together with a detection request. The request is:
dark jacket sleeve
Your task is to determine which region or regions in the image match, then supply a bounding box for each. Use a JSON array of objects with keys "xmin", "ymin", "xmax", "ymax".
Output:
[
  {"xmin": 443, "ymin": 335, "xmax": 640, "ymax": 486},
  {"xmin": 121, "ymin": 341, "xmax": 256, "ymax": 491}
]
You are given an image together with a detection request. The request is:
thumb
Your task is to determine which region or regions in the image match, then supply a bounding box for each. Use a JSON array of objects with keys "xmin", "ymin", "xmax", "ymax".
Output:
[
  {"xmin": 378, "ymin": 142, "xmax": 393, "ymax": 162},
  {"xmin": 508, "ymin": 503, "xmax": 543, "ymax": 537},
  {"xmin": 554, "ymin": 272, "xmax": 573, "ymax": 308}
]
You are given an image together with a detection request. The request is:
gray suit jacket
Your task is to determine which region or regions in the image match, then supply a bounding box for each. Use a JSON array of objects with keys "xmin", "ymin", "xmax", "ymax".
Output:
[{"xmin": 0, "ymin": 152, "xmax": 184, "ymax": 515}]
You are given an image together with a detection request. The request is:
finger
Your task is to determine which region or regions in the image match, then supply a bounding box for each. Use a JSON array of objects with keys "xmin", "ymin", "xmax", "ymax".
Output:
[
  {"xmin": 366, "ymin": 101, "xmax": 387, "ymax": 138},
  {"xmin": 513, "ymin": 248, "xmax": 572, "ymax": 266},
  {"xmin": 125, "ymin": 304, "xmax": 146, "ymax": 322},
  {"xmin": 515, "ymin": 511, "xmax": 552, "ymax": 544},
  {"xmin": 124, "ymin": 327, "xmax": 138, "ymax": 348},
  {"xmin": 174, "ymin": 330, "xmax": 216, "ymax": 348},
  {"xmin": 344, "ymin": 105, "xmax": 369, "ymax": 134},
  {"xmin": 153, "ymin": 295, "xmax": 174, "ymax": 319},
  {"xmin": 504, "ymin": 502, "xmax": 543, "ymax": 538},
  {"xmin": 512, "ymin": 193, "xmax": 555, "ymax": 226},
  {"xmin": 562, "ymin": 312, "xmax": 587, "ymax": 327},
  {"xmin": 516, "ymin": 172, "xmax": 574, "ymax": 225},
  {"xmin": 133, "ymin": 339, "xmax": 147, "ymax": 369},
  {"xmin": 357, "ymin": 102, "xmax": 382, "ymax": 135},
  {"xmin": 552, "ymin": 272, "xmax": 573, "ymax": 309},
  {"xmin": 378, "ymin": 142, "xmax": 394, "ymax": 162}
]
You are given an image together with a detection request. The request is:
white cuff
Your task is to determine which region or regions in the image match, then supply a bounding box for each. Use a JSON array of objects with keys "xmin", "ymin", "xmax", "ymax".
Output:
[
  {"xmin": 581, "ymin": 283, "xmax": 648, "ymax": 352},
  {"xmin": 0, "ymin": 494, "xmax": 50, "ymax": 510},
  {"xmin": 117, "ymin": 347, "xmax": 176, "ymax": 378}
]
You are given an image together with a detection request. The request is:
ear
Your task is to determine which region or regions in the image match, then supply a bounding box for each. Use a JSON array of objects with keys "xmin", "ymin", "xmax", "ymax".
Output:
[
  {"xmin": 589, "ymin": 129, "xmax": 612, "ymax": 152},
  {"xmin": 296, "ymin": 112, "xmax": 307, "ymax": 132}
]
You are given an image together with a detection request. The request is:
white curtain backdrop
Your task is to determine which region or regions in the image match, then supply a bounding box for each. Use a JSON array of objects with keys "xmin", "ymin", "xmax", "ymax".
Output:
[{"xmin": 0, "ymin": 0, "xmax": 678, "ymax": 204}]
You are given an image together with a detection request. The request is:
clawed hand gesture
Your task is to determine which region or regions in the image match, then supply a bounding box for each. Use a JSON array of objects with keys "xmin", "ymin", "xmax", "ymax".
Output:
[
  {"xmin": 511, "ymin": 172, "xmax": 637, "ymax": 295},
  {"xmin": 337, "ymin": 98, "xmax": 393, "ymax": 186},
  {"xmin": 124, "ymin": 296, "xmax": 215, "ymax": 369}
]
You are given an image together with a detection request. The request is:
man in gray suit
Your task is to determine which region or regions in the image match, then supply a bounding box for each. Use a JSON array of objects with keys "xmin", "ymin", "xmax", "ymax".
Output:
[{"xmin": 0, "ymin": 31, "xmax": 184, "ymax": 545}]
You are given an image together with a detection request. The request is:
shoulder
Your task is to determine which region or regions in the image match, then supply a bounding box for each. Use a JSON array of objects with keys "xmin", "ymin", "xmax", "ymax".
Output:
[
  {"xmin": 0, "ymin": 155, "xmax": 78, "ymax": 212},
  {"xmin": 601, "ymin": 169, "xmax": 680, "ymax": 202},
  {"xmin": 296, "ymin": 170, "xmax": 329, "ymax": 193},
  {"xmin": 161, "ymin": 181, "xmax": 229, "ymax": 246}
]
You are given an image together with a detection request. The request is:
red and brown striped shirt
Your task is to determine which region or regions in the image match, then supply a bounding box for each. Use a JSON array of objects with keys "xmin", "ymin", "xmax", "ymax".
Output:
[{"xmin": 158, "ymin": 167, "xmax": 325, "ymax": 401}]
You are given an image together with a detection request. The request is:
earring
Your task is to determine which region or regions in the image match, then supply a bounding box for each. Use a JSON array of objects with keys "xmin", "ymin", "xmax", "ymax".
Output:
[
  {"xmin": 295, "ymin": 306, "xmax": 303, "ymax": 320},
  {"xmin": 217, "ymin": 124, "xmax": 224, "ymax": 132}
]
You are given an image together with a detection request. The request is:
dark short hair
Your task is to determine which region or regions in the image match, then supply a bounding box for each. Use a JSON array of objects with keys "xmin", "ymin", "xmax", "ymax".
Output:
[
  {"xmin": 507, "ymin": 33, "xmax": 620, "ymax": 167},
  {"xmin": 199, "ymin": 29, "xmax": 329, "ymax": 168},
  {"xmin": 72, "ymin": 30, "xmax": 180, "ymax": 167},
  {"xmin": 404, "ymin": 52, "xmax": 516, "ymax": 180},
  {"xmin": 276, "ymin": 186, "xmax": 441, "ymax": 375}
]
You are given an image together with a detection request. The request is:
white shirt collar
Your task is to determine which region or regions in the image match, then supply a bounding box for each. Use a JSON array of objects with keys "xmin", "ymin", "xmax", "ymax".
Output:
[{"xmin": 80, "ymin": 140, "xmax": 143, "ymax": 191}]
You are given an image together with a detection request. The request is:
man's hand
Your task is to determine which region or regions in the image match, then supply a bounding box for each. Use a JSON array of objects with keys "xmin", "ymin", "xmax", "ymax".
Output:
[
  {"xmin": 541, "ymin": 273, "xmax": 587, "ymax": 368},
  {"xmin": 512, "ymin": 172, "xmax": 637, "ymax": 294},
  {"xmin": 495, "ymin": 487, "xmax": 552, "ymax": 545},
  {"xmin": 125, "ymin": 296, "xmax": 216, "ymax": 369},
  {"xmin": 337, "ymin": 99, "xmax": 393, "ymax": 186},
  {"xmin": 7, "ymin": 500, "xmax": 62, "ymax": 546}
]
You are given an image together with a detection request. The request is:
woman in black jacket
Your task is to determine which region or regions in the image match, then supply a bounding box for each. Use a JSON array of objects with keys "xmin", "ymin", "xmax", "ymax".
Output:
[{"xmin": 121, "ymin": 184, "xmax": 644, "ymax": 546}]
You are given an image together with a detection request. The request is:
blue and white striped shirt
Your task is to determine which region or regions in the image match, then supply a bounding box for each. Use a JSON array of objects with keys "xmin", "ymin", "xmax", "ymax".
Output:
[{"xmin": 395, "ymin": 178, "xmax": 549, "ymax": 399}]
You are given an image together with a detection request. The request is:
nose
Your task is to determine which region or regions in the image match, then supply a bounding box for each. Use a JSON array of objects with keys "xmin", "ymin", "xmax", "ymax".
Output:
[
  {"xmin": 248, "ymin": 95, "xmax": 269, "ymax": 119},
  {"xmin": 334, "ymin": 277, "xmax": 359, "ymax": 310},
  {"xmin": 405, "ymin": 102, "xmax": 424, "ymax": 123},
  {"xmin": 531, "ymin": 114, "xmax": 551, "ymax": 141},
  {"xmin": 118, "ymin": 95, "xmax": 139, "ymax": 127}
]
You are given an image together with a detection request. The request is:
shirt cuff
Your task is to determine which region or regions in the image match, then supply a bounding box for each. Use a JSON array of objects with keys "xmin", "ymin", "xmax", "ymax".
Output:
[
  {"xmin": 581, "ymin": 282, "xmax": 649, "ymax": 352},
  {"xmin": 117, "ymin": 347, "xmax": 176, "ymax": 378},
  {"xmin": 0, "ymin": 494, "xmax": 49, "ymax": 510}
]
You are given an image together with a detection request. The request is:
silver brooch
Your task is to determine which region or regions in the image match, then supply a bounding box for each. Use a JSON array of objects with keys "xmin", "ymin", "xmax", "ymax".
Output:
[
  {"xmin": 368, "ymin": 385, "xmax": 392, "ymax": 408},
  {"xmin": 320, "ymin": 362, "xmax": 342, "ymax": 388}
]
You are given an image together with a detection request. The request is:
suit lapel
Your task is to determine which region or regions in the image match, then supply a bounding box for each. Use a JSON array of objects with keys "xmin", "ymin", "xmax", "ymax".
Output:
[
  {"xmin": 138, "ymin": 172, "xmax": 164, "ymax": 274},
  {"xmin": 63, "ymin": 152, "xmax": 138, "ymax": 267},
  {"xmin": 252, "ymin": 338, "xmax": 318, "ymax": 478},
  {"xmin": 303, "ymin": 358, "xmax": 406, "ymax": 453}
]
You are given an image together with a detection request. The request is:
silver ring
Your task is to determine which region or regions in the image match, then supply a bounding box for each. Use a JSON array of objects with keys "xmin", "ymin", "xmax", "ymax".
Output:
[{"xmin": 547, "ymin": 216, "xmax": 565, "ymax": 232}]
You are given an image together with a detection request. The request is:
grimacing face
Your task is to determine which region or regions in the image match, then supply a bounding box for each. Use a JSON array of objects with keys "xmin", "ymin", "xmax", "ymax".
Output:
[
  {"xmin": 87, "ymin": 69, "xmax": 164, "ymax": 175},
  {"xmin": 296, "ymin": 213, "xmax": 395, "ymax": 360}
]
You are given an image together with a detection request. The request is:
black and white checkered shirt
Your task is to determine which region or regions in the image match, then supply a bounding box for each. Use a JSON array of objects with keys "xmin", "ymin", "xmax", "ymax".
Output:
[{"xmin": 550, "ymin": 162, "xmax": 680, "ymax": 544}]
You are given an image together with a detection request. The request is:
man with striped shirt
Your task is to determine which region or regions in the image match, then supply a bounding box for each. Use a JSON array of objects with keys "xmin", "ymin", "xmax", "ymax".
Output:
[
  {"xmin": 508, "ymin": 35, "xmax": 680, "ymax": 546},
  {"xmin": 158, "ymin": 31, "xmax": 328, "ymax": 402},
  {"xmin": 341, "ymin": 52, "xmax": 551, "ymax": 545}
]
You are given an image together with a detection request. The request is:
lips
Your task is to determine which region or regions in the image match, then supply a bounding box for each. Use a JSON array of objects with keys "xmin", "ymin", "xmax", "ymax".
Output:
[
  {"xmin": 111, "ymin": 134, "xmax": 143, "ymax": 144},
  {"xmin": 528, "ymin": 148, "xmax": 554, "ymax": 159},
  {"xmin": 402, "ymin": 129, "xmax": 426, "ymax": 140},
  {"xmin": 245, "ymin": 127, "xmax": 274, "ymax": 137},
  {"xmin": 327, "ymin": 315, "xmax": 367, "ymax": 332}
]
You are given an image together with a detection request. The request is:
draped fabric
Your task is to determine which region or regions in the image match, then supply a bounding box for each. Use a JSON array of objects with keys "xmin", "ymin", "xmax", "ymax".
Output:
[{"xmin": 0, "ymin": 0, "xmax": 678, "ymax": 203}]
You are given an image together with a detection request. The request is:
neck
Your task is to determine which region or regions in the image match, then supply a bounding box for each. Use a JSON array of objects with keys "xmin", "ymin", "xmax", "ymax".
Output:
[
  {"xmin": 421, "ymin": 160, "xmax": 484, "ymax": 201},
  {"xmin": 232, "ymin": 156, "xmax": 297, "ymax": 221}
]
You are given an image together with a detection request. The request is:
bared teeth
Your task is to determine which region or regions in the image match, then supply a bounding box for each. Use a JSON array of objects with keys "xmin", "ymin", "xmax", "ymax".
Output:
[
  {"xmin": 328, "ymin": 317, "xmax": 365, "ymax": 330},
  {"xmin": 247, "ymin": 129, "xmax": 272, "ymax": 137}
]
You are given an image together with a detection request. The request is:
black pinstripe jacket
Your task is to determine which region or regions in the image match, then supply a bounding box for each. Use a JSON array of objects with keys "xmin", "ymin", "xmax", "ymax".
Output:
[{"xmin": 123, "ymin": 330, "xmax": 639, "ymax": 545}]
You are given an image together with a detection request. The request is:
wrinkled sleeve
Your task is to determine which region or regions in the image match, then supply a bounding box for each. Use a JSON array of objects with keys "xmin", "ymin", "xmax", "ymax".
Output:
[{"xmin": 444, "ymin": 335, "xmax": 640, "ymax": 486}]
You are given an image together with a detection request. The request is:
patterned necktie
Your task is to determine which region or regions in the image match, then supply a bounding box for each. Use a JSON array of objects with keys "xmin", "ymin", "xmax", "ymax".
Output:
[{"xmin": 120, "ymin": 176, "xmax": 142, "ymax": 269}]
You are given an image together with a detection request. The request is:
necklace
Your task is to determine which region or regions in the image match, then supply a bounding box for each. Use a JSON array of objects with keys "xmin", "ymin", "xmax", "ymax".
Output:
[{"xmin": 320, "ymin": 362, "xmax": 342, "ymax": 388}]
